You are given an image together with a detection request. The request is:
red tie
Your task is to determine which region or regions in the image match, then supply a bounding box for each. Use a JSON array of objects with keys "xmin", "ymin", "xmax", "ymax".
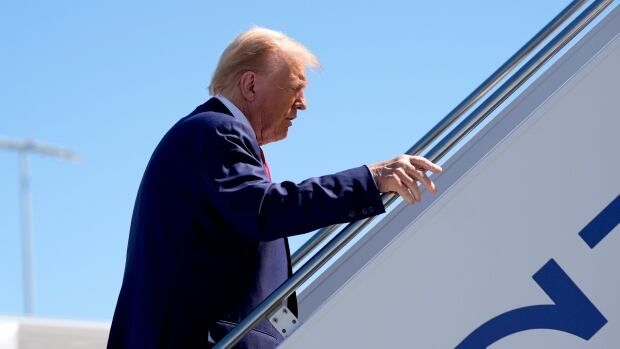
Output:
[
  {"xmin": 259, "ymin": 147, "xmax": 271, "ymax": 181},
  {"xmin": 259, "ymin": 147, "xmax": 297, "ymax": 314}
]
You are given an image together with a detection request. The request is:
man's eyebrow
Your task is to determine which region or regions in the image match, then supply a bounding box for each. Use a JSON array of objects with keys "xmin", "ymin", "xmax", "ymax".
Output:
[
  {"xmin": 295, "ymin": 77, "xmax": 308, "ymax": 88},
  {"xmin": 287, "ymin": 73, "xmax": 308, "ymax": 89}
]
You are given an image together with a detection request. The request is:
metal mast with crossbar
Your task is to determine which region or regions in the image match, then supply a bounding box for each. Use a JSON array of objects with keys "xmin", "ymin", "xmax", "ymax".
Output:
[{"xmin": 0, "ymin": 136, "xmax": 79, "ymax": 315}]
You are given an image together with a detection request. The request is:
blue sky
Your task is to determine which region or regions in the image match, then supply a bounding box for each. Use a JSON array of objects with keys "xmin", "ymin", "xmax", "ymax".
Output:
[{"xmin": 0, "ymin": 0, "xmax": 571, "ymax": 321}]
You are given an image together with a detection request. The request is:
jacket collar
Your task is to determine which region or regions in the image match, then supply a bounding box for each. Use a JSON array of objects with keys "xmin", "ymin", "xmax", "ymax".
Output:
[
  {"xmin": 189, "ymin": 97, "xmax": 259, "ymax": 146},
  {"xmin": 189, "ymin": 97, "xmax": 233, "ymax": 117},
  {"xmin": 213, "ymin": 95, "xmax": 252, "ymax": 128}
]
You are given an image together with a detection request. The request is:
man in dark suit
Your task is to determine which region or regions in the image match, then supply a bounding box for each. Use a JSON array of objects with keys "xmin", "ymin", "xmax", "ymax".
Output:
[{"xmin": 108, "ymin": 27, "xmax": 441, "ymax": 348}]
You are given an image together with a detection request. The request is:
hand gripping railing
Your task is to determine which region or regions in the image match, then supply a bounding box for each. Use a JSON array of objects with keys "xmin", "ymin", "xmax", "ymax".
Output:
[
  {"xmin": 213, "ymin": 1, "xmax": 613, "ymax": 347},
  {"xmin": 291, "ymin": 0, "xmax": 586, "ymax": 269}
]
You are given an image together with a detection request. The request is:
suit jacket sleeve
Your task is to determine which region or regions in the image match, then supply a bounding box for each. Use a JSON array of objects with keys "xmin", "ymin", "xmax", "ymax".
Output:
[{"xmin": 185, "ymin": 113, "xmax": 386, "ymax": 241}]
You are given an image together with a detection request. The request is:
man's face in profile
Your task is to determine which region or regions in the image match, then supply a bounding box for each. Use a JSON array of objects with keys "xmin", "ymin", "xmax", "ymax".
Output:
[{"xmin": 253, "ymin": 54, "xmax": 308, "ymax": 145}]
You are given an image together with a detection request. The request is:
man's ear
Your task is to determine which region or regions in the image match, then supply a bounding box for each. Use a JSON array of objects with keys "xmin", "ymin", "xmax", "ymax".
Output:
[{"xmin": 239, "ymin": 71, "xmax": 256, "ymax": 101}]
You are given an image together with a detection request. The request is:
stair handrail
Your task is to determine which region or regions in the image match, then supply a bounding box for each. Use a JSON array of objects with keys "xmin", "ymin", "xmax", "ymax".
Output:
[
  {"xmin": 214, "ymin": 1, "xmax": 613, "ymax": 347},
  {"xmin": 291, "ymin": 0, "xmax": 586, "ymax": 269}
]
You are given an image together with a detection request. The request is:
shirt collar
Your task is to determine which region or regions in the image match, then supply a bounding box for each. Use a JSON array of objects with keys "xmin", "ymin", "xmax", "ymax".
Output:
[{"xmin": 214, "ymin": 95, "xmax": 251, "ymax": 127}]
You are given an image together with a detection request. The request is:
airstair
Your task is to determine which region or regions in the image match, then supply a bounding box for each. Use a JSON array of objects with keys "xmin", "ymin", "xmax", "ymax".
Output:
[{"xmin": 216, "ymin": 1, "xmax": 620, "ymax": 348}]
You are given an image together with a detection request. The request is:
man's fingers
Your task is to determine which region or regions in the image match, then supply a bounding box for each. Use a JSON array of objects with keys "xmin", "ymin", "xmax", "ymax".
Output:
[
  {"xmin": 404, "ymin": 165, "xmax": 436, "ymax": 193},
  {"xmin": 393, "ymin": 177, "xmax": 415, "ymax": 204},
  {"xmin": 402, "ymin": 163, "xmax": 435, "ymax": 193},
  {"xmin": 397, "ymin": 170, "xmax": 421, "ymax": 202},
  {"xmin": 369, "ymin": 154, "xmax": 442, "ymax": 204},
  {"xmin": 409, "ymin": 183, "xmax": 421, "ymax": 202},
  {"xmin": 419, "ymin": 172, "xmax": 436, "ymax": 193},
  {"xmin": 409, "ymin": 156, "xmax": 442, "ymax": 174}
]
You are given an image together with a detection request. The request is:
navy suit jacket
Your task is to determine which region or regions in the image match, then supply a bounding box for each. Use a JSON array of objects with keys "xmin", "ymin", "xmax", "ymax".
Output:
[{"xmin": 107, "ymin": 98, "xmax": 385, "ymax": 348}]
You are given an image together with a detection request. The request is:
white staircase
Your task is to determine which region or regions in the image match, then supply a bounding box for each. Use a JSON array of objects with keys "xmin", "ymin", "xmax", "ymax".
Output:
[{"xmin": 281, "ymin": 5, "xmax": 620, "ymax": 348}]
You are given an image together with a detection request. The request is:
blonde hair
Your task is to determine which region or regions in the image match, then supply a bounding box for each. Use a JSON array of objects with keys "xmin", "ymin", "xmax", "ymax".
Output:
[{"xmin": 208, "ymin": 27, "xmax": 320, "ymax": 96}]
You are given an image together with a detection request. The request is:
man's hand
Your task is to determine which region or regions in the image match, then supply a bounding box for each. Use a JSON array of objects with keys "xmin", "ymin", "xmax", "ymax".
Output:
[{"xmin": 369, "ymin": 155, "xmax": 442, "ymax": 205}]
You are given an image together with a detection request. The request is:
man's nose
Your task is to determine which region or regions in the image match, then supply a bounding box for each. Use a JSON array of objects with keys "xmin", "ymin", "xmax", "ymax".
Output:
[{"xmin": 295, "ymin": 93, "xmax": 307, "ymax": 110}]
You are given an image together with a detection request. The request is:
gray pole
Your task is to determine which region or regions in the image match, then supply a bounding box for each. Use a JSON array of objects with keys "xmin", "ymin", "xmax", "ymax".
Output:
[
  {"xmin": 19, "ymin": 151, "xmax": 35, "ymax": 315},
  {"xmin": 0, "ymin": 136, "xmax": 79, "ymax": 316}
]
